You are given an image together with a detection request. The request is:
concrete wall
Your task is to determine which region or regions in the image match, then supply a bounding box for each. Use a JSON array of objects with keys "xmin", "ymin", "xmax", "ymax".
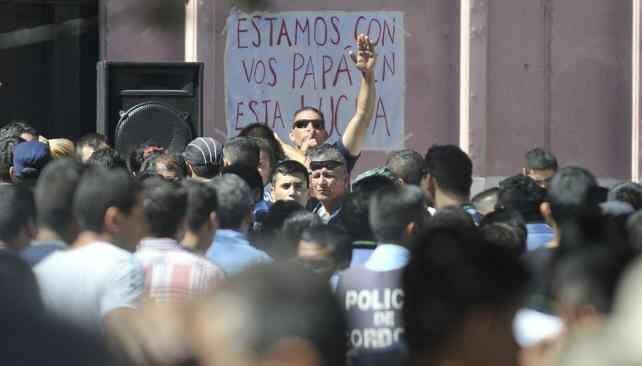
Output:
[{"xmin": 100, "ymin": 0, "xmax": 633, "ymax": 181}]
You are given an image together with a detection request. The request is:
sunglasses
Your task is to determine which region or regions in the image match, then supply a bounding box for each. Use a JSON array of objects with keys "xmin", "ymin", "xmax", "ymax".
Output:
[
  {"xmin": 293, "ymin": 119, "xmax": 325, "ymax": 130},
  {"xmin": 309, "ymin": 160, "xmax": 344, "ymax": 171}
]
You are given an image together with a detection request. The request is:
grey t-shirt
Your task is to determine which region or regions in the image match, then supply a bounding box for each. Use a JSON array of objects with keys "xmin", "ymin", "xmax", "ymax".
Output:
[{"xmin": 35, "ymin": 241, "xmax": 144, "ymax": 332}]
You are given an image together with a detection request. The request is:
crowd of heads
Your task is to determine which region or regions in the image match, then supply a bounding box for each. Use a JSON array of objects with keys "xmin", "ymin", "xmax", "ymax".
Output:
[
  {"xmin": 3, "ymin": 117, "xmax": 642, "ymax": 366},
  {"xmin": 2, "ymin": 35, "xmax": 642, "ymax": 366}
]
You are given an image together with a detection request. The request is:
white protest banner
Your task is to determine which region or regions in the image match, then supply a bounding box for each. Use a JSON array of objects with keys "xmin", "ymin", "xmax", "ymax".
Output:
[{"xmin": 224, "ymin": 10, "xmax": 405, "ymax": 150}]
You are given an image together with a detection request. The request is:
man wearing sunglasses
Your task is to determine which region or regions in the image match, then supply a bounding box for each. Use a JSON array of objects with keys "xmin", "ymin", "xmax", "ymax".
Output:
[
  {"xmin": 306, "ymin": 145, "xmax": 350, "ymax": 225},
  {"xmin": 281, "ymin": 34, "xmax": 377, "ymax": 173}
]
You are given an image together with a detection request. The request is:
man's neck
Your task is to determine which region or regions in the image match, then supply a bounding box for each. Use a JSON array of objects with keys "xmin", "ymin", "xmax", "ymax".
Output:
[
  {"xmin": 72, "ymin": 231, "xmax": 113, "ymax": 249},
  {"xmin": 434, "ymin": 190, "xmax": 467, "ymax": 209},
  {"xmin": 320, "ymin": 198, "xmax": 342, "ymax": 214},
  {"xmin": 548, "ymin": 227, "xmax": 561, "ymax": 249},
  {"xmin": 181, "ymin": 231, "xmax": 209, "ymax": 255},
  {"xmin": 35, "ymin": 227, "xmax": 65, "ymax": 243}
]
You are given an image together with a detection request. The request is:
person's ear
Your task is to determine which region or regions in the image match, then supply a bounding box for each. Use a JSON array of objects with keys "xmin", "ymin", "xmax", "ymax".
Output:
[
  {"xmin": 209, "ymin": 211, "xmax": 219, "ymax": 232},
  {"xmin": 289, "ymin": 131, "xmax": 297, "ymax": 144},
  {"xmin": 428, "ymin": 175, "xmax": 437, "ymax": 194},
  {"xmin": 223, "ymin": 159, "xmax": 231, "ymax": 167},
  {"xmin": 404, "ymin": 222, "xmax": 417, "ymax": 239},
  {"xmin": 186, "ymin": 161, "xmax": 195, "ymax": 177},
  {"xmin": 25, "ymin": 220, "xmax": 37, "ymax": 240},
  {"xmin": 540, "ymin": 202, "xmax": 552, "ymax": 220},
  {"xmin": 104, "ymin": 206, "xmax": 121, "ymax": 234},
  {"xmin": 9, "ymin": 167, "xmax": 16, "ymax": 182}
]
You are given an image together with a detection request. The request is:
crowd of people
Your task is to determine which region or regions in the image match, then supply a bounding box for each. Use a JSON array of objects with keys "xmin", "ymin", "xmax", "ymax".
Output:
[{"xmin": 2, "ymin": 34, "xmax": 642, "ymax": 366}]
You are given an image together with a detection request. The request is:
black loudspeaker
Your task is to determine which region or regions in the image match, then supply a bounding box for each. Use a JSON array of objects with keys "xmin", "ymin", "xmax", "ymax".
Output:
[{"xmin": 97, "ymin": 62, "xmax": 203, "ymax": 156}]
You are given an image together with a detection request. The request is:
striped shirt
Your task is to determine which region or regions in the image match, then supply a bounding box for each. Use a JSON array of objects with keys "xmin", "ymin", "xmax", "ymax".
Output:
[{"xmin": 135, "ymin": 238, "xmax": 225, "ymax": 302}]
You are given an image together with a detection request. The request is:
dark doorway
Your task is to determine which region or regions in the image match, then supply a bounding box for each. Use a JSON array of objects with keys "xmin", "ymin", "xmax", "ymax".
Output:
[{"xmin": 0, "ymin": 0, "xmax": 99, "ymax": 140}]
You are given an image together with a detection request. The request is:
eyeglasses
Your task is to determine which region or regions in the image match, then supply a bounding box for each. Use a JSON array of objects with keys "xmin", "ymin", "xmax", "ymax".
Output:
[
  {"xmin": 293, "ymin": 119, "xmax": 325, "ymax": 130},
  {"xmin": 309, "ymin": 160, "xmax": 344, "ymax": 171}
]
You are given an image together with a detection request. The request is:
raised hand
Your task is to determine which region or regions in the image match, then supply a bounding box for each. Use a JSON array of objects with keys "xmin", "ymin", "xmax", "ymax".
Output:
[{"xmin": 350, "ymin": 33, "xmax": 377, "ymax": 76}]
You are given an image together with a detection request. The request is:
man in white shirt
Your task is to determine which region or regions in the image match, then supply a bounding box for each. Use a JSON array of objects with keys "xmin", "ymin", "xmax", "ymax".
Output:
[{"xmin": 36, "ymin": 167, "xmax": 146, "ymax": 333}]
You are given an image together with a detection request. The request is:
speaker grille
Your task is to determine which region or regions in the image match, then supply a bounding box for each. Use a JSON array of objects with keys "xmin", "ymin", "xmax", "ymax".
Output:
[{"xmin": 114, "ymin": 102, "xmax": 193, "ymax": 155}]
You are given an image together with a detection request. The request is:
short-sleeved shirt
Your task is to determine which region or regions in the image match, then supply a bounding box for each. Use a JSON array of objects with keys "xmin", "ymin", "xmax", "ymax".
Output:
[
  {"xmin": 333, "ymin": 138, "xmax": 360, "ymax": 174},
  {"xmin": 135, "ymin": 238, "xmax": 225, "ymax": 302},
  {"xmin": 206, "ymin": 229, "xmax": 272, "ymax": 276},
  {"xmin": 35, "ymin": 241, "xmax": 145, "ymax": 333}
]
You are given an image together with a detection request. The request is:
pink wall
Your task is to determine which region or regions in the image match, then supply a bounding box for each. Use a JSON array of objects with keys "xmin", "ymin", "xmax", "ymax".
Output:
[
  {"xmin": 100, "ymin": 0, "xmax": 633, "ymax": 180},
  {"xmin": 549, "ymin": 0, "xmax": 631, "ymax": 179}
]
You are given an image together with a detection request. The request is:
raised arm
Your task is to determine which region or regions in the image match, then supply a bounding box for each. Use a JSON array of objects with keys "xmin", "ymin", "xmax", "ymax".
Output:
[
  {"xmin": 342, "ymin": 34, "xmax": 377, "ymax": 156},
  {"xmin": 274, "ymin": 131, "xmax": 307, "ymax": 165}
]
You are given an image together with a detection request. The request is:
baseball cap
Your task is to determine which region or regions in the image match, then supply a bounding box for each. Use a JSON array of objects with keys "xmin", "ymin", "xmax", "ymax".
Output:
[
  {"xmin": 183, "ymin": 137, "xmax": 223, "ymax": 167},
  {"xmin": 13, "ymin": 141, "xmax": 52, "ymax": 177}
]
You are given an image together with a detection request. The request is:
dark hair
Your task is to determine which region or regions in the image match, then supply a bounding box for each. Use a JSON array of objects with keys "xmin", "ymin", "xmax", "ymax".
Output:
[
  {"xmin": 73, "ymin": 167, "xmax": 140, "ymax": 232},
  {"xmin": 126, "ymin": 145, "xmax": 147, "ymax": 174},
  {"xmin": 139, "ymin": 152, "xmax": 185, "ymax": 180},
  {"xmin": 208, "ymin": 174, "xmax": 253, "ymax": 230},
  {"xmin": 339, "ymin": 176, "xmax": 397, "ymax": 243},
  {"xmin": 85, "ymin": 148, "xmax": 127, "ymax": 170},
  {"xmin": 182, "ymin": 179, "xmax": 218, "ymax": 232},
  {"xmin": 210, "ymin": 264, "xmax": 346, "ymax": 366},
  {"xmin": 270, "ymin": 160, "xmax": 309, "ymax": 187},
  {"xmin": 480, "ymin": 221, "xmax": 527, "ymax": 257},
  {"xmin": 552, "ymin": 246, "xmax": 633, "ymax": 314},
  {"xmin": 608, "ymin": 182, "xmax": 642, "ymax": 211},
  {"xmin": 351, "ymin": 174, "xmax": 397, "ymax": 192},
  {"xmin": 0, "ymin": 121, "xmax": 38, "ymax": 139},
  {"xmin": 35, "ymin": 158, "xmax": 85, "ymax": 239},
  {"xmin": 424, "ymin": 145, "xmax": 473, "ymax": 197},
  {"xmin": 385, "ymin": 149, "xmax": 425, "ymax": 185},
  {"xmin": 281, "ymin": 210, "xmax": 324, "ymax": 255},
  {"xmin": 0, "ymin": 185, "xmax": 35, "ymax": 246},
  {"xmin": 340, "ymin": 191, "xmax": 375, "ymax": 242},
  {"xmin": 497, "ymin": 175, "xmax": 546, "ymax": 222},
  {"xmin": 426, "ymin": 206, "xmax": 476, "ymax": 230},
  {"xmin": 525, "ymin": 148, "xmax": 558, "ymax": 171},
  {"xmin": 369, "ymin": 185, "xmax": 425, "ymax": 244},
  {"xmin": 253, "ymin": 201, "xmax": 305, "ymax": 259},
  {"xmin": 221, "ymin": 164, "xmax": 264, "ymax": 202},
  {"xmin": 223, "ymin": 137, "xmax": 260, "ymax": 169},
  {"xmin": 238, "ymin": 123, "xmax": 286, "ymax": 161},
  {"xmin": 300, "ymin": 225, "xmax": 352, "ymax": 270},
  {"xmin": 76, "ymin": 133, "xmax": 107, "ymax": 151},
  {"xmin": 251, "ymin": 137, "xmax": 277, "ymax": 168},
  {"xmin": 471, "ymin": 187, "xmax": 499, "ymax": 215},
  {"xmin": 547, "ymin": 166, "xmax": 599, "ymax": 225},
  {"xmin": 402, "ymin": 227, "xmax": 528, "ymax": 356},
  {"xmin": 141, "ymin": 177, "xmax": 188, "ymax": 238},
  {"xmin": 0, "ymin": 136, "xmax": 24, "ymax": 182},
  {"xmin": 293, "ymin": 106, "xmax": 325, "ymax": 124}
]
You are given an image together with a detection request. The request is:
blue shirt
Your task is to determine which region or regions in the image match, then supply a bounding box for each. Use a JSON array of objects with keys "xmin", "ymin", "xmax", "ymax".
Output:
[
  {"xmin": 350, "ymin": 241, "xmax": 378, "ymax": 267},
  {"xmin": 332, "ymin": 243, "xmax": 409, "ymax": 291},
  {"xmin": 21, "ymin": 240, "xmax": 66, "ymax": 267},
  {"xmin": 206, "ymin": 229, "xmax": 272, "ymax": 276},
  {"xmin": 526, "ymin": 223, "xmax": 555, "ymax": 251},
  {"xmin": 364, "ymin": 243, "xmax": 410, "ymax": 272}
]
